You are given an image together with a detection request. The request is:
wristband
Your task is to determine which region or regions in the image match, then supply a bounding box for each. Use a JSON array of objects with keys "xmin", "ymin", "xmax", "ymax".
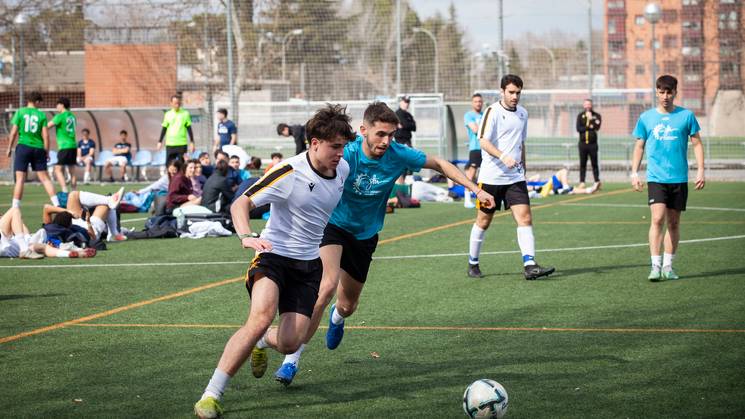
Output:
[
  {"xmin": 238, "ymin": 233, "xmax": 253, "ymax": 240},
  {"xmin": 630, "ymin": 172, "xmax": 639, "ymax": 178}
]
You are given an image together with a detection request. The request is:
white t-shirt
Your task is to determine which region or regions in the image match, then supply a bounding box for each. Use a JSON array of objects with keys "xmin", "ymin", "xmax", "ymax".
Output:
[
  {"xmin": 0, "ymin": 234, "xmax": 20, "ymax": 258},
  {"xmin": 245, "ymin": 152, "xmax": 349, "ymax": 260},
  {"xmin": 478, "ymin": 102, "xmax": 528, "ymax": 185}
]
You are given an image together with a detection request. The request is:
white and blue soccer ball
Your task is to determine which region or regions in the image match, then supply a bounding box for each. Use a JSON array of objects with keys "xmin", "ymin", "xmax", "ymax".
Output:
[{"xmin": 462, "ymin": 379, "xmax": 509, "ymax": 418}]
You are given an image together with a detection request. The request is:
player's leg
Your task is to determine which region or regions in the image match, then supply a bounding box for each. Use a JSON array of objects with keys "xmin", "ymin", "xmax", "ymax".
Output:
[
  {"xmin": 12, "ymin": 171, "xmax": 27, "ymax": 205},
  {"xmin": 120, "ymin": 161, "xmax": 129, "ymax": 181},
  {"xmin": 68, "ymin": 165, "xmax": 77, "ymax": 190},
  {"xmin": 508, "ymin": 182, "xmax": 554, "ymax": 280},
  {"xmin": 53, "ymin": 164, "xmax": 68, "ymax": 193},
  {"xmin": 468, "ymin": 184, "xmax": 499, "ymax": 278},
  {"xmin": 648, "ymin": 203, "xmax": 667, "ymax": 281},
  {"xmin": 661, "ymin": 208, "xmax": 681, "ymax": 279},
  {"xmin": 84, "ymin": 157, "xmax": 94, "ymax": 183},
  {"xmin": 589, "ymin": 143, "xmax": 600, "ymax": 186},
  {"xmin": 104, "ymin": 160, "xmax": 114, "ymax": 181},
  {"xmin": 302, "ymin": 244, "xmax": 343, "ymax": 344},
  {"xmin": 195, "ymin": 276, "xmax": 279, "ymax": 418},
  {"xmin": 35, "ymin": 170, "xmax": 60, "ymax": 207},
  {"xmin": 65, "ymin": 191, "xmax": 84, "ymax": 218},
  {"xmin": 578, "ymin": 144, "xmax": 588, "ymax": 188}
]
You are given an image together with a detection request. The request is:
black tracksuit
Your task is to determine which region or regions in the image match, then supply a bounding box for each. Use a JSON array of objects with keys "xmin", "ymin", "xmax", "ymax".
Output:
[
  {"xmin": 394, "ymin": 109, "xmax": 416, "ymax": 147},
  {"xmin": 576, "ymin": 110, "xmax": 602, "ymax": 183}
]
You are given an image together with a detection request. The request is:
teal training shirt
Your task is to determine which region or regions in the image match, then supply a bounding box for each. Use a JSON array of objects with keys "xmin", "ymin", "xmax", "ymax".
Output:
[
  {"xmin": 329, "ymin": 138, "xmax": 427, "ymax": 240},
  {"xmin": 632, "ymin": 106, "xmax": 700, "ymax": 184}
]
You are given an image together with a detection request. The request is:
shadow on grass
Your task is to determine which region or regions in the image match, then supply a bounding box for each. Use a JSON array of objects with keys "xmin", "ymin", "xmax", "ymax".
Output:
[
  {"xmin": 478, "ymin": 264, "xmax": 648, "ymax": 280},
  {"xmin": 670, "ymin": 268, "xmax": 745, "ymax": 280},
  {"xmin": 0, "ymin": 293, "xmax": 65, "ymax": 302}
]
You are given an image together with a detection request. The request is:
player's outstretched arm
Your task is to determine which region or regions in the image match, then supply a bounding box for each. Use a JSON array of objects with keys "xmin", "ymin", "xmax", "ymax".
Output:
[
  {"xmin": 231, "ymin": 194, "xmax": 272, "ymax": 252},
  {"xmin": 630, "ymin": 139, "xmax": 645, "ymax": 191},
  {"xmin": 422, "ymin": 156, "xmax": 495, "ymax": 209},
  {"xmin": 479, "ymin": 137, "xmax": 516, "ymax": 168},
  {"xmin": 690, "ymin": 133, "xmax": 705, "ymax": 190}
]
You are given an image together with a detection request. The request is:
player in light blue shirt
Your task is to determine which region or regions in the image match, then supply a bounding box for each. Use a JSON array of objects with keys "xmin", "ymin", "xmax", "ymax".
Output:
[
  {"xmin": 463, "ymin": 93, "xmax": 484, "ymax": 208},
  {"xmin": 631, "ymin": 75, "xmax": 705, "ymax": 282},
  {"xmin": 272, "ymin": 102, "xmax": 495, "ymax": 385}
]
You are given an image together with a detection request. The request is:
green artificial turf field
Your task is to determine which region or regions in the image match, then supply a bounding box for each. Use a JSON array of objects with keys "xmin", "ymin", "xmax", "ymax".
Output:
[{"xmin": 1, "ymin": 182, "xmax": 744, "ymax": 418}]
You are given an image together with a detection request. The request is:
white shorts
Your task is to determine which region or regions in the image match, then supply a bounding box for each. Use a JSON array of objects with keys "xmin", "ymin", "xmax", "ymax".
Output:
[
  {"xmin": 72, "ymin": 216, "xmax": 106, "ymax": 240},
  {"xmin": 105, "ymin": 156, "xmax": 128, "ymax": 166},
  {"xmin": 0, "ymin": 235, "xmax": 20, "ymax": 258},
  {"xmin": 78, "ymin": 155, "xmax": 94, "ymax": 165}
]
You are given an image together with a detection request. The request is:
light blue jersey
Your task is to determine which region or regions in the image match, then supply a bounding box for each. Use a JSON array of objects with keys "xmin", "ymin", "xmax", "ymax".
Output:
[
  {"xmin": 329, "ymin": 138, "xmax": 427, "ymax": 240},
  {"xmin": 632, "ymin": 106, "xmax": 700, "ymax": 184},
  {"xmin": 464, "ymin": 110, "xmax": 483, "ymax": 151}
]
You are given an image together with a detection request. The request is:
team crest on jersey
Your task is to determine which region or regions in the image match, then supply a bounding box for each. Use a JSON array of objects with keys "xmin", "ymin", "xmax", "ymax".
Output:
[
  {"xmin": 352, "ymin": 173, "xmax": 382, "ymax": 196},
  {"xmin": 308, "ymin": 182, "xmax": 315, "ymax": 191},
  {"xmin": 652, "ymin": 123, "xmax": 678, "ymax": 141}
]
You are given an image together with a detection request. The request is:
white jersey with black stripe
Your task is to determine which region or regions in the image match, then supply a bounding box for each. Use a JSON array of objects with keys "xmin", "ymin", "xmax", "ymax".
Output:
[
  {"xmin": 477, "ymin": 102, "xmax": 528, "ymax": 185},
  {"xmin": 244, "ymin": 152, "xmax": 349, "ymax": 260}
]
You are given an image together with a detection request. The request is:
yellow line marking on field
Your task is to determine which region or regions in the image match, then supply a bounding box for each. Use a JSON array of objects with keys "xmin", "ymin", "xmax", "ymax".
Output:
[
  {"xmin": 70, "ymin": 323, "xmax": 745, "ymax": 335},
  {"xmin": 0, "ymin": 188, "xmax": 631, "ymax": 345},
  {"xmin": 0, "ymin": 277, "xmax": 243, "ymax": 345}
]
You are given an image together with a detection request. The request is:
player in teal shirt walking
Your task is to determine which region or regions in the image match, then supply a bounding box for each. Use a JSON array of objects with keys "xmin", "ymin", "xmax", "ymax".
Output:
[
  {"xmin": 631, "ymin": 75, "xmax": 705, "ymax": 281},
  {"xmin": 259, "ymin": 102, "xmax": 495, "ymax": 386},
  {"xmin": 5, "ymin": 92, "xmax": 59, "ymax": 209}
]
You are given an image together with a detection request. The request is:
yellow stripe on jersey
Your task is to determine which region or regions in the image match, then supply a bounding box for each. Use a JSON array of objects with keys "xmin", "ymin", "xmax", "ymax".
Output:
[
  {"xmin": 478, "ymin": 107, "xmax": 493, "ymax": 140},
  {"xmin": 243, "ymin": 164, "xmax": 294, "ymax": 200}
]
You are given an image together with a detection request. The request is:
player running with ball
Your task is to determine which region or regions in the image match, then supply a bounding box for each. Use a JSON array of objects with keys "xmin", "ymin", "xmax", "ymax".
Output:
[{"xmin": 261, "ymin": 101, "xmax": 496, "ymax": 387}]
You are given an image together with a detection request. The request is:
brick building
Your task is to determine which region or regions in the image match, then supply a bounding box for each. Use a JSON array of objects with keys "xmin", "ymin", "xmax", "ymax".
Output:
[{"xmin": 604, "ymin": 0, "xmax": 744, "ymax": 115}]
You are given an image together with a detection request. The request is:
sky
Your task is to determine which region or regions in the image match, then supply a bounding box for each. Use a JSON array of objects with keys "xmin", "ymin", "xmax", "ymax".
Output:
[{"xmin": 408, "ymin": 0, "xmax": 604, "ymax": 51}]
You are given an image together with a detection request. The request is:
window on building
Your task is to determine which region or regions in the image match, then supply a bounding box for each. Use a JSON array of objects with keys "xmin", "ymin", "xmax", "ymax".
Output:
[
  {"xmin": 682, "ymin": 46, "xmax": 701, "ymax": 56},
  {"xmin": 684, "ymin": 73, "xmax": 702, "ymax": 82},
  {"xmin": 609, "ymin": 20, "xmax": 617, "ymax": 34},
  {"xmin": 635, "ymin": 15, "xmax": 645, "ymax": 25},
  {"xmin": 728, "ymin": 11, "xmax": 738, "ymax": 29},
  {"xmin": 662, "ymin": 9, "xmax": 678, "ymax": 23},
  {"xmin": 664, "ymin": 61, "xmax": 678, "ymax": 74},
  {"xmin": 719, "ymin": 0, "xmax": 735, "ymax": 4},
  {"xmin": 654, "ymin": 40, "xmax": 660, "ymax": 49},
  {"xmin": 682, "ymin": 0, "xmax": 699, "ymax": 5},
  {"xmin": 635, "ymin": 65, "xmax": 645, "ymax": 75},
  {"xmin": 608, "ymin": 0, "xmax": 624, "ymax": 8},
  {"xmin": 636, "ymin": 39, "xmax": 645, "ymax": 49},
  {"xmin": 682, "ymin": 20, "xmax": 701, "ymax": 30},
  {"xmin": 663, "ymin": 35, "xmax": 678, "ymax": 48}
]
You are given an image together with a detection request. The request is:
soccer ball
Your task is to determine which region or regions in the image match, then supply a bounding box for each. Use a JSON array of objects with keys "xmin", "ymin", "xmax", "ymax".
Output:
[{"xmin": 462, "ymin": 379, "xmax": 509, "ymax": 418}]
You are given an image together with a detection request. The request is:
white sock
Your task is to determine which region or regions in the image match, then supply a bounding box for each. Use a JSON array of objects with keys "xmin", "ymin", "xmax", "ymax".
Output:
[
  {"xmin": 202, "ymin": 368, "xmax": 231, "ymax": 401},
  {"xmin": 651, "ymin": 255, "xmax": 662, "ymax": 270},
  {"xmin": 84, "ymin": 172, "xmax": 90, "ymax": 181},
  {"xmin": 469, "ymin": 224, "xmax": 485, "ymax": 265},
  {"xmin": 12, "ymin": 199, "xmax": 21, "ymax": 208},
  {"xmin": 56, "ymin": 250, "xmax": 71, "ymax": 258},
  {"xmin": 282, "ymin": 344, "xmax": 305, "ymax": 366},
  {"xmin": 255, "ymin": 335, "xmax": 269, "ymax": 349},
  {"xmin": 107, "ymin": 209, "xmax": 120, "ymax": 236},
  {"xmin": 331, "ymin": 306, "xmax": 345, "ymax": 325},
  {"xmin": 50, "ymin": 195, "xmax": 60, "ymax": 207},
  {"xmin": 12, "ymin": 236, "xmax": 29, "ymax": 253},
  {"xmin": 517, "ymin": 226, "xmax": 536, "ymax": 266},
  {"xmin": 662, "ymin": 253, "xmax": 675, "ymax": 270},
  {"xmin": 79, "ymin": 191, "xmax": 109, "ymax": 207},
  {"xmin": 464, "ymin": 190, "xmax": 472, "ymax": 205}
]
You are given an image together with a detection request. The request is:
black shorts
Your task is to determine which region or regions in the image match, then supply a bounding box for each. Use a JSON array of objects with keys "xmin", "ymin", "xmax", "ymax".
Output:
[
  {"xmin": 477, "ymin": 181, "xmax": 530, "ymax": 213},
  {"xmin": 166, "ymin": 145, "xmax": 188, "ymax": 163},
  {"xmin": 14, "ymin": 144, "xmax": 47, "ymax": 172},
  {"xmin": 246, "ymin": 252, "xmax": 322, "ymax": 317},
  {"xmin": 467, "ymin": 150, "xmax": 482, "ymax": 169},
  {"xmin": 648, "ymin": 182, "xmax": 688, "ymax": 211},
  {"xmin": 320, "ymin": 223, "xmax": 378, "ymax": 284},
  {"xmin": 57, "ymin": 148, "xmax": 77, "ymax": 165}
]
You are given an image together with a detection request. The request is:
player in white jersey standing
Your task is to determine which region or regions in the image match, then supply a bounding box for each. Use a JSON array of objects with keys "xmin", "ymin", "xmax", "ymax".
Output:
[
  {"xmin": 467, "ymin": 74, "xmax": 555, "ymax": 280},
  {"xmin": 194, "ymin": 104, "xmax": 354, "ymax": 419}
]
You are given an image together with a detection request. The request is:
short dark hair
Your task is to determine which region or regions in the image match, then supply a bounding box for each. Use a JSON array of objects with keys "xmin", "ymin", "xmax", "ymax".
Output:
[
  {"xmin": 400, "ymin": 95, "xmax": 411, "ymax": 103},
  {"xmin": 120, "ymin": 130, "xmax": 128, "ymax": 135},
  {"xmin": 81, "ymin": 128, "xmax": 90, "ymax": 135},
  {"xmin": 168, "ymin": 158, "xmax": 184, "ymax": 173},
  {"xmin": 52, "ymin": 211, "xmax": 73, "ymax": 228},
  {"xmin": 249, "ymin": 156, "xmax": 262, "ymax": 170},
  {"xmin": 500, "ymin": 74, "xmax": 524, "ymax": 90},
  {"xmin": 217, "ymin": 108, "xmax": 228, "ymax": 117},
  {"xmin": 363, "ymin": 101, "xmax": 399, "ymax": 126},
  {"xmin": 270, "ymin": 152, "xmax": 283, "ymax": 159},
  {"xmin": 305, "ymin": 104, "xmax": 356, "ymax": 142},
  {"xmin": 28, "ymin": 91, "xmax": 43, "ymax": 103},
  {"xmin": 171, "ymin": 94, "xmax": 181, "ymax": 101},
  {"xmin": 214, "ymin": 159, "xmax": 229, "ymax": 176},
  {"xmin": 57, "ymin": 97, "xmax": 71, "ymax": 109},
  {"xmin": 229, "ymin": 155, "xmax": 240, "ymax": 161},
  {"xmin": 656, "ymin": 75, "xmax": 677, "ymax": 91},
  {"xmin": 215, "ymin": 150, "xmax": 228, "ymax": 160},
  {"xmin": 198, "ymin": 152, "xmax": 210, "ymax": 159},
  {"xmin": 276, "ymin": 123, "xmax": 290, "ymax": 136},
  {"xmin": 472, "ymin": 93, "xmax": 482, "ymax": 99}
]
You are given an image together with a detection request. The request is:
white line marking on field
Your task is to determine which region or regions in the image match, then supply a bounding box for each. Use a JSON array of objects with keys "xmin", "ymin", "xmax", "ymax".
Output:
[
  {"xmin": 2, "ymin": 235, "xmax": 744, "ymax": 269},
  {"xmin": 120, "ymin": 217, "xmax": 148, "ymax": 224},
  {"xmin": 563, "ymin": 203, "xmax": 745, "ymax": 212}
]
